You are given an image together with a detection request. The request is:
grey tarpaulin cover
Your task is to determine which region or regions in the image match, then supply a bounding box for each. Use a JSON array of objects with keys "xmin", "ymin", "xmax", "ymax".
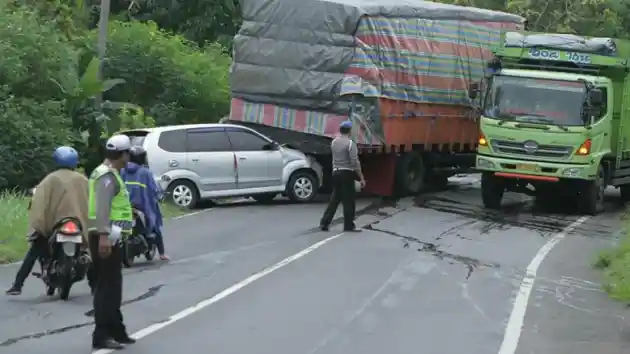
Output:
[
  {"xmin": 229, "ymin": 0, "xmax": 524, "ymax": 144},
  {"xmin": 504, "ymin": 32, "xmax": 617, "ymax": 56}
]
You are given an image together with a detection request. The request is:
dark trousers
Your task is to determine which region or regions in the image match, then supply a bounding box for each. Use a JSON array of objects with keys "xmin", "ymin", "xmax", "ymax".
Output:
[
  {"xmin": 154, "ymin": 229, "xmax": 165, "ymax": 255},
  {"xmin": 13, "ymin": 237, "xmax": 47, "ymax": 288},
  {"xmin": 88, "ymin": 233, "xmax": 127, "ymax": 342},
  {"xmin": 320, "ymin": 170, "xmax": 357, "ymax": 230}
]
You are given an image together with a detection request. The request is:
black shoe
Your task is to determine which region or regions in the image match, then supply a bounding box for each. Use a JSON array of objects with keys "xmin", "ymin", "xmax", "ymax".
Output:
[
  {"xmin": 92, "ymin": 338, "xmax": 125, "ymax": 350},
  {"xmin": 319, "ymin": 225, "xmax": 329, "ymax": 231},
  {"xmin": 113, "ymin": 335, "xmax": 136, "ymax": 344},
  {"xmin": 6, "ymin": 285, "xmax": 22, "ymax": 296}
]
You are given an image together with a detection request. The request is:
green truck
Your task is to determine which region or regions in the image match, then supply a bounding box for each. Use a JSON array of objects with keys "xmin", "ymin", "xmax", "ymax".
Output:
[{"xmin": 469, "ymin": 31, "xmax": 630, "ymax": 215}]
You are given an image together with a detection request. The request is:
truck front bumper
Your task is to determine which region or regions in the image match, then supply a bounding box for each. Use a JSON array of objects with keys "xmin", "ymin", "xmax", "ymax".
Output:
[{"xmin": 476, "ymin": 154, "xmax": 597, "ymax": 181}]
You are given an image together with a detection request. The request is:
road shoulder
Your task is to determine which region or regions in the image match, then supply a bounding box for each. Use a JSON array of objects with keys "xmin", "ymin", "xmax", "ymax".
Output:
[{"xmin": 516, "ymin": 216, "xmax": 630, "ymax": 354}]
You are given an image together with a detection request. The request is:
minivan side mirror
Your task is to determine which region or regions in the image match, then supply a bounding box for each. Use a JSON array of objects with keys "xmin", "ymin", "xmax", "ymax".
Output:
[
  {"xmin": 263, "ymin": 141, "xmax": 279, "ymax": 151},
  {"xmin": 468, "ymin": 82, "xmax": 479, "ymax": 100},
  {"xmin": 588, "ymin": 89, "xmax": 603, "ymax": 106}
]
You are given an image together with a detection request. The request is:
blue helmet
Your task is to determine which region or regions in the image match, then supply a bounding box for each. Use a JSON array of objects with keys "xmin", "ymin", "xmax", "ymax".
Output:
[
  {"xmin": 53, "ymin": 146, "xmax": 79, "ymax": 169},
  {"xmin": 340, "ymin": 120, "xmax": 353, "ymax": 129}
]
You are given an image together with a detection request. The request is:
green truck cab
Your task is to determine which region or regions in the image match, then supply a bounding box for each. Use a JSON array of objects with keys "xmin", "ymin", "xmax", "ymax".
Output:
[{"xmin": 470, "ymin": 31, "xmax": 630, "ymax": 215}]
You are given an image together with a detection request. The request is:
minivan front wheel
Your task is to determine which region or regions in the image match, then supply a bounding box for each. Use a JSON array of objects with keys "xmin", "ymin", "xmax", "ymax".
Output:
[
  {"xmin": 287, "ymin": 170, "xmax": 318, "ymax": 203},
  {"xmin": 167, "ymin": 180, "xmax": 199, "ymax": 209}
]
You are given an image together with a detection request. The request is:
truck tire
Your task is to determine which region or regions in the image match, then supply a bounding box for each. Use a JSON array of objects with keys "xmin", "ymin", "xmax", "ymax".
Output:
[
  {"xmin": 578, "ymin": 165, "xmax": 605, "ymax": 215},
  {"xmin": 481, "ymin": 172, "xmax": 504, "ymax": 209},
  {"xmin": 395, "ymin": 152, "xmax": 425, "ymax": 195},
  {"xmin": 620, "ymin": 185, "xmax": 630, "ymax": 203}
]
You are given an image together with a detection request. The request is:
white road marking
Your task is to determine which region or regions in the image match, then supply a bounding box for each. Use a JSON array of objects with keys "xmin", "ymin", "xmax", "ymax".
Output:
[
  {"xmin": 497, "ymin": 215, "xmax": 590, "ymax": 354},
  {"xmin": 92, "ymin": 231, "xmax": 346, "ymax": 354},
  {"xmin": 172, "ymin": 209, "xmax": 208, "ymax": 219}
]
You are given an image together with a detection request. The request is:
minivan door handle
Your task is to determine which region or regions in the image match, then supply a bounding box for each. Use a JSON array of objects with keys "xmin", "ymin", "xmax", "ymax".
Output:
[
  {"xmin": 239, "ymin": 156, "xmax": 247, "ymax": 160},
  {"xmin": 191, "ymin": 159, "xmax": 200, "ymax": 163}
]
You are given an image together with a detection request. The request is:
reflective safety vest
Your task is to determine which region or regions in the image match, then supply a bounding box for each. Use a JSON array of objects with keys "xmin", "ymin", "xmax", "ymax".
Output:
[{"xmin": 88, "ymin": 164, "xmax": 134, "ymax": 234}]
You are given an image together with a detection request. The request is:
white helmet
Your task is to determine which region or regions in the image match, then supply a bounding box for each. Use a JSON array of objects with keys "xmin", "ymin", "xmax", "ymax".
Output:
[{"xmin": 106, "ymin": 135, "xmax": 132, "ymax": 152}]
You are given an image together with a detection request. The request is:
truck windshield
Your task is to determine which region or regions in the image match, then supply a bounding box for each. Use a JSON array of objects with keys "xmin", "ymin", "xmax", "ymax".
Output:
[{"xmin": 484, "ymin": 76, "xmax": 586, "ymax": 126}]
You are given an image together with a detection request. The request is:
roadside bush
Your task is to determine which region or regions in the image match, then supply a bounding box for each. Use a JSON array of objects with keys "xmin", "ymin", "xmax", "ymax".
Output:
[
  {"xmin": 0, "ymin": 97, "xmax": 72, "ymax": 189},
  {"xmin": 595, "ymin": 212, "xmax": 630, "ymax": 301},
  {"xmin": 0, "ymin": 7, "xmax": 77, "ymax": 189},
  {"xmin": 82, "ymin": 21, "xmax": 231, "ymax": 127}
]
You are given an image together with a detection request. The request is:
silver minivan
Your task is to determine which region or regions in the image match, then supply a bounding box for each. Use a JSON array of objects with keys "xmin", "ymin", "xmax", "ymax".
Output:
[{"xmin": 122, "ymin": 124, "xmax": 323, "ymax": 208}]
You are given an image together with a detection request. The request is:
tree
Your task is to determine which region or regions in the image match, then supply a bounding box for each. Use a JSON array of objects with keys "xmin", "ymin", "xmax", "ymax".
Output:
[{"xmin": 436, "ymin": 0, "xmax": 630, "ymax": 38}]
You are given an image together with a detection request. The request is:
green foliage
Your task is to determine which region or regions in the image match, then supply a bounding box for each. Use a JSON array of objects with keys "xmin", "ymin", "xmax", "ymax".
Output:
[
  {"xmin": 82, "ymin": 21, "xmax": 231, "ymax": 126},
  {"xmin": 596, "ymin": 221, "xmax": 630, "ymax": 301},
  {"xmin": 435, "ymin": 0, "xmax": 630, "ymax": 38},
  {"xmin": 0, "ymin": 96, "xmax": 72, "ymax": 189},
  {"xmin": 106, "ymin": 0, "xmax": 241, "ymax": 49},
  {"xmin": 0, "ymin": 7, "xmax": 76, "ymax": 188}
]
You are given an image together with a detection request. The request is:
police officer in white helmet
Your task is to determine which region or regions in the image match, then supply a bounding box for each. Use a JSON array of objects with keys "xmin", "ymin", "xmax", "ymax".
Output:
[{"xmin": 87, "ymin": 135, "xmax": 136, "ymax": 350}]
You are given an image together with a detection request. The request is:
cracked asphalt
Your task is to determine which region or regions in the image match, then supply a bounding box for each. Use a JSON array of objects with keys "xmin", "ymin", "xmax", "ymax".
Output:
[{"xmin": 1, "ymin": 175, "xmax": 629, "ymax": 354}]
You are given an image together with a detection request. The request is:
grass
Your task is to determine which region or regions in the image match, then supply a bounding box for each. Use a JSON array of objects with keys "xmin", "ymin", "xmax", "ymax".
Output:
[
  {"xmin": 0, "ymin": 191, "xmax": 190, "ymax": 264},
  {"xmin": 595, "ymin": 209, "xmax": 630, "ymax": 301}
]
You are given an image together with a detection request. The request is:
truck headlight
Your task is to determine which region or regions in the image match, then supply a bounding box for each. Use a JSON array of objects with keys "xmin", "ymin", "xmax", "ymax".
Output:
[
  {"xmin": 477, "ymin": 157, "xmax": 495, "ymax": 169},
  {"xmin": 562, "ymin": 167, "xmax": 583, "ymax": 177}
]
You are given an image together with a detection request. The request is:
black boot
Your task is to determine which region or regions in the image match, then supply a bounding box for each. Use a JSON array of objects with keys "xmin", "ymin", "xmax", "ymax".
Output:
[
  {"xmin": 5, "ymin": 284, "xmax": 22, "ymax": 296},
  {"xmin": 92, "ymin": 338, "xmax": 124, "ymax": 350}
]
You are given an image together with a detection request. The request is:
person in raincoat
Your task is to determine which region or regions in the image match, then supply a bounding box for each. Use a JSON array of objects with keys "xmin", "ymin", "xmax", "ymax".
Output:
[
  {"xmin": 6, "ymin": 146, "xmax": 90, "ymax": 295},
  {"xmin": 120, "ymin": 146, "xmax": 169, "ymax": 260}
]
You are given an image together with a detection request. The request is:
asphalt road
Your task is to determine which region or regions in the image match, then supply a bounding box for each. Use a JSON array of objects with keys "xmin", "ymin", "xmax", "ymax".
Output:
[{"xmin": 0, "ymin": 175, "xmax": 629, "ymax": 354}]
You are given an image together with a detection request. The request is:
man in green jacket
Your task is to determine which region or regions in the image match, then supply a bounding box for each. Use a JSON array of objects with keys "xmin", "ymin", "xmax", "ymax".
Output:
[{"xmin": 88, "ymin": 134, "xmax": 136, "ymax": 350}]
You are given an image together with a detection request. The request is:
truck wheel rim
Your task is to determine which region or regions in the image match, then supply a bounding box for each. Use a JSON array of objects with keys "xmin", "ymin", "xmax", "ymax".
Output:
[
  {"xmin": 293, "ymin": 177, "xmax": 313, "ymax": 199},
  {"xmin": 173, "ymin": 185, "xmax": 193, "ymax": 207}
]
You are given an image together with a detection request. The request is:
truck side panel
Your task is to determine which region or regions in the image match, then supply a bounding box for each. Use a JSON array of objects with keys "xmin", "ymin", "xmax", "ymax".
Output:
[{"xmin": 378, "ymin": 99, "xmax": 479, "ymax": 152}]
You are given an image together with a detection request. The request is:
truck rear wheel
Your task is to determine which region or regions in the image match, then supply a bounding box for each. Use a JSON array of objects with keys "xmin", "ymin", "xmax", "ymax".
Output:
[
  {"xmin": 481, "ymin": 172, "xmax": 504, "ymax": 209},
  {"xmin": 578, "ymin": 165, "xmax": 605, "ymax": 215},
  {"xmin": 620, "ymin": 185, "xmax": 630, "ymax": 204},
  {"xmin": 394, "ymin": 152, "xmax": 425, "ymax": 196}
]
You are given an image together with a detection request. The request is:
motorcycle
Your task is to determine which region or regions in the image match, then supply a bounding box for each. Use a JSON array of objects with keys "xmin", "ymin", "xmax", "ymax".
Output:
[
  {"xmin": 120, "ymin": 208, "xmax": 158, "ymax": 268},
  {"xmin": 28, "ymin": 188, "xmax": 90, "ymax": 300}
]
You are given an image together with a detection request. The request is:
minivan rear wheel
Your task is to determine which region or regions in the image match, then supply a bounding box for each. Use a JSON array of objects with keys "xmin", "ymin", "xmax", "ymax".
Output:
[{"xmin": 167, "ymin": 180, "xmax": 199, "ymax": 209}]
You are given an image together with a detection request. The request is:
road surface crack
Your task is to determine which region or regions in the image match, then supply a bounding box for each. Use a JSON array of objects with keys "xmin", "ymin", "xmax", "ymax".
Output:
[
  {"xmin": 1, "ymin": 285, "xmax": 165, "ymax": 346},
  {"xmin": 0, "ymin": 322, "xmax": 93, "ymax": 346},
  {"xmin": 364, "ymin": 225, "xmax": 499, "ymax": 279}
]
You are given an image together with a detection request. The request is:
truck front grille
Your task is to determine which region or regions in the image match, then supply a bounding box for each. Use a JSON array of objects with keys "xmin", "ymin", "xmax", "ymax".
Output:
[{"xmin": 491, "ymin": 140, "xmax": 572, "ymax": 159}]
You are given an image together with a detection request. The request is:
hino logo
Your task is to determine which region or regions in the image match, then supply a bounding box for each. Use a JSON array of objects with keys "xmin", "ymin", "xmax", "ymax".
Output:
[{"xmin": 523, "ymin": 140, "xmax": 539, "ymax": 154}]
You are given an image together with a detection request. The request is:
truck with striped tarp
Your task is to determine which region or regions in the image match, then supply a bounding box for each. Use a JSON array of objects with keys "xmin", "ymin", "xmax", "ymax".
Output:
[
  {"xmin": 471, "ymin": 31, "xmax": 630, "ymax": 215},
  {"xmin": 227, "ymin": 0, "xmax": 525, "ymax": 196}
]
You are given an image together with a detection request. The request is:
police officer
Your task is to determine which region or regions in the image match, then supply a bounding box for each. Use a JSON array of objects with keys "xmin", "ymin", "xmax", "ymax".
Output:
[
  {"xmin": 319, "ymin": 120, "xmax": 366, "ymax": 232},
  {"xmin": 88, "ymin": 135, "xmax": 136, "ymax": 350}
]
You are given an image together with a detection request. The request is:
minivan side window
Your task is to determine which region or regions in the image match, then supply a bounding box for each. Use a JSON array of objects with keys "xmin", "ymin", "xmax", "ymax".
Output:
[
  {"xmin": 226, "ymin": 128, "xmax": 270, "ymax": 151},
  {"xmin": 158, "ymin": 129, "xmax": 187, "ymax": 153},
  {"xmin": 186, "ymin": 129, "xmax": 232, "ymax": 152}
]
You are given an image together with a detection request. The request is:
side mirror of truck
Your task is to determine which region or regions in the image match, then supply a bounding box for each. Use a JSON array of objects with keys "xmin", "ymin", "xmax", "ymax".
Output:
[
  {"xmin": 588, "ymin": 89, "xmax": 603, "ymax": 106},
  {"xmin": 468, "ymin": 82, "xmax": 479, "ymax": 100}
]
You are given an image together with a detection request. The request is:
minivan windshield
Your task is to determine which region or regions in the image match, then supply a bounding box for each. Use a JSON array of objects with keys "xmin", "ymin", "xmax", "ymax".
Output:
[{"xmin": 483, "ymin": 76, "xmax": 586, "ymax": 126}]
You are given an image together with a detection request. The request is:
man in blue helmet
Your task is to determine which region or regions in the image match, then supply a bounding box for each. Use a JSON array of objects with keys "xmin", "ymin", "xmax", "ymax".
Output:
[
  {"xmin": 319, "ymin": 120, "xmax": 366, "ymax": 232},
  {"xmin": 6, "ymin": 146, "xmax": 89, "ymax": 295}
]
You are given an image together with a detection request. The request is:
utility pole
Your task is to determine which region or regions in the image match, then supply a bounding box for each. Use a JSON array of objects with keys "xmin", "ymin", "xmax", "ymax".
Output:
[{"xmin": 96, "ymin": 0, "xmax": 112, "ymax": 105}]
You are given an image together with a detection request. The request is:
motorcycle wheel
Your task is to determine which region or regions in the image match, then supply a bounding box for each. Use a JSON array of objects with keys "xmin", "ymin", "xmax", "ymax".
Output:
[
  {"xmin": 58, "ymin": 255, "xmax": 74, "ymax": 301},
  {"xmin": 121, "ymin": 240, "xmax": 135, "ymax": 268}
]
